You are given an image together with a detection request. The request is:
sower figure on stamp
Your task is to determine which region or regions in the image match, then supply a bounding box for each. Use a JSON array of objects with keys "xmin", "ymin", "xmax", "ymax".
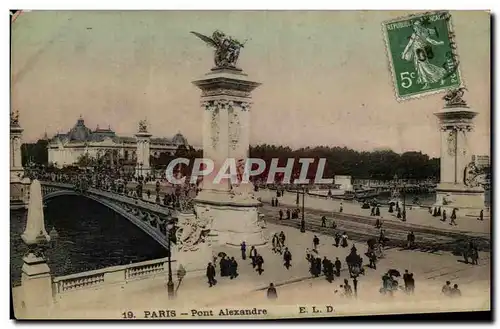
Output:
[{"xmin": 401, "ymin": 19, "xmax": 447, "ymax": 90}]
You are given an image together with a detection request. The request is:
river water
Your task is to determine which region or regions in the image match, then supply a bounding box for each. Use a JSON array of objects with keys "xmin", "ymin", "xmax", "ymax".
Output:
[{"xmin": 10, "ymin": 195, "xmax": 168, "ymax": 287}]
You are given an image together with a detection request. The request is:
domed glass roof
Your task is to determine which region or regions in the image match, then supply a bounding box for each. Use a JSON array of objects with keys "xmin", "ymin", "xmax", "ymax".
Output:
[{"xmin": 67, "ymin": 117, "xmax": 92, "ymax": 142}]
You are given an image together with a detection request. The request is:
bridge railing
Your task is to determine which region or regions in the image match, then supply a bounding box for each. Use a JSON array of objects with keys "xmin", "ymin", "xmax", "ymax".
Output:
[{"xmin": 52, "ymin": 257, "xmax": 173, "ymax": 296}]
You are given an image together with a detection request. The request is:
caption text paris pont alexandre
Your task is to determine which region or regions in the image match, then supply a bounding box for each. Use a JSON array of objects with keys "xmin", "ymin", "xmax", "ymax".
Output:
[{"xmin": 128, "ymin": 305, "xmax": 334, "ymax": 318}]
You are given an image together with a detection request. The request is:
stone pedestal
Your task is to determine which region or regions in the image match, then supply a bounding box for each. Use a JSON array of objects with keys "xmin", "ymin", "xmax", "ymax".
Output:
[
  {"xmin": 434, "ymin": 104, "xmax": 485, "ymax": 216},
  {"xmin": 20, "ymin": 253, "xmax": 53, "ymax": 309},
  {"xmin": 174, "ymin": 212, "xmax": 214, "ymax": 275},
  {"xmin": 193, "ymin": 68, "xmax": 267, "ymax": 247}
]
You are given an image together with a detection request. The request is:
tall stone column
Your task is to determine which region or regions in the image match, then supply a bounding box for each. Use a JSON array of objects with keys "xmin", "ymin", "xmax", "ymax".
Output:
[
  {"xmin": 192, "ymin": 67, "xmax": 266, "ymax": 247},
  {"xmin": 135, "ymin": 120, "xmax": 152, "ymax": 177},
  {"xmin": 434, "ymin": 90, "xmax": 485, "ymax": 215},
  {"xmin": 10, "ymin": 110, "xmax": 24, "ymax": 182}
]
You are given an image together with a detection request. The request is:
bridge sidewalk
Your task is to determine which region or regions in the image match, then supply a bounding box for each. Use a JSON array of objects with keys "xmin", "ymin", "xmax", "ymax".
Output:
[{"xmin": 256, "ymin": 190, "xmax": 490, "ymax": 236}]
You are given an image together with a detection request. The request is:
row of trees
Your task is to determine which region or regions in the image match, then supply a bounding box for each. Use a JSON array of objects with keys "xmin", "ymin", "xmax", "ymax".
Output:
[
  {"xmin": 20, "ymin": 139, "xmax": 440, "ymax": 181},
  {"xmin": 248, "ymin": 144, "xmax": 440, "ymax": 181}
]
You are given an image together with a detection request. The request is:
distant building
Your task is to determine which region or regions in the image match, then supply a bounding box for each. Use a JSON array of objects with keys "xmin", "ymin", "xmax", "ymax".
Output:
[
  {"xmin": 472, "ymin": 155, "xmax": 490, "ymax": 169},
  {"xmin": 47, "ymin": 117, "xmax": 189, "ymax": 169}
]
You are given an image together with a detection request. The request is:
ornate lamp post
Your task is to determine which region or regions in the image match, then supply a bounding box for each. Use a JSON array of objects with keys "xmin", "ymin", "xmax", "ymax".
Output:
[
  {"xmin": 347, "ymin": 245, "xmax": 362, "ymax": 297},
  {"xmin": 166, "ymin": 221, "xmax": 175, "ymax": 299}
]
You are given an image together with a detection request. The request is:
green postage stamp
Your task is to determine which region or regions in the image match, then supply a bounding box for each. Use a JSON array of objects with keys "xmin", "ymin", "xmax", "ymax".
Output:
[{"xmin": 383, "ymin": 11, "xmax": 463, "ymax": 101}]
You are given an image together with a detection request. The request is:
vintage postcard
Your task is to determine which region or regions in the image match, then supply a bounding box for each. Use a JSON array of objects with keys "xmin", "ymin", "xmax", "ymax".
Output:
[{"xmin": 10, "ymin": 10, "xmax": 491, "ymax": 320}]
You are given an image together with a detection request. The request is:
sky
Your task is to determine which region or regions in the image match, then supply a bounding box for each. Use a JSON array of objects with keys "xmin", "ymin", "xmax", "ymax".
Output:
[{"xmin": 11, "ymin": 10, "xmax": 490, "ymax": 158}]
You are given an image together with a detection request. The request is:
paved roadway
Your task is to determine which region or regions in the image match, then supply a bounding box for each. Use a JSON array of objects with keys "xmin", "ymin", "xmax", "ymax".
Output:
[{"xmin": 259, "ymin": 202, "xmax": 491, "ymax": 253}]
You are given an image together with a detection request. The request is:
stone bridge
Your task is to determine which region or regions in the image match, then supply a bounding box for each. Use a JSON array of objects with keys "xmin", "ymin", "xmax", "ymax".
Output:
[{"xmin": 40, "ymin": 181, "xmax": 178, "ymax": 249}]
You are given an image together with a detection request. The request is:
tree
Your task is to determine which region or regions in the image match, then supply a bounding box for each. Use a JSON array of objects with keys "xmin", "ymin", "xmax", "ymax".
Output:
[
  {"xmin": 21, "ymin": 139, "xmax": 49, "ymax": 166},
  {"xmin": 76, "ymin": 153, "xmax": 96, "ymax": 168}
]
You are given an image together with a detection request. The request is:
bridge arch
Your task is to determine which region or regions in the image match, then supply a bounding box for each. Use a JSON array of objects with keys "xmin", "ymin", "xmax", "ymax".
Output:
[{"xmin": 41, "ymin": 189, "xmax": 173, "ymax": 249}]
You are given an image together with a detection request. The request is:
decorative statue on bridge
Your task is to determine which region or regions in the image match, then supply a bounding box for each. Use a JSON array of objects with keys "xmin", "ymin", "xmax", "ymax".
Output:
[
  {"xmin": 463, "ymin": 161, "xmax": 481, "ymax": 188},
  {"xmin": 191, "ymin": 30, "xmax": 246, "ymax": 69},
  {"xmin": 10, "ymin": 109, "xmax": 20, "ymax": 126},
  {"xmin": 443, "ymin": 87, "xmax": 468, "ymax": 107},
  {"xmin": 175, "ymin": 207, "xmax": 213, "ymax": 252},
  {"xmin": 138, "ymin": 119, "xmax": 149, "ymax": 133}
]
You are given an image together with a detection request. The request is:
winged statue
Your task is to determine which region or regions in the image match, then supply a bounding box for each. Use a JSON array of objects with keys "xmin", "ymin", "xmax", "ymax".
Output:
[
  {"xmin": 443, "ymin": 87, "xmax": 468, "ymax": 107},
  {"xmin": 191, "ymin": 30, "xmax": 246, "ymax": 69},
  {"xmin": 138, "ymin": 119, "xmax": 148, "ymax": 133}
]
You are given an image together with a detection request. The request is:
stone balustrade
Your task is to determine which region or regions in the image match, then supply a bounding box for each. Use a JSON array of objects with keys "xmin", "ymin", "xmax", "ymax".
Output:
[{"xmin": 53, "ymin": 257, "xmax": 174, "ymax": 296}]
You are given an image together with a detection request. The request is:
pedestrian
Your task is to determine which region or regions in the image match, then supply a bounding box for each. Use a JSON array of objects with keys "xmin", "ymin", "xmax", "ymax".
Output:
[
  {"xmin": 407, "ymin": 273, "xmax": 415, "ymax": 294},
  {"xmin": 450, "ymin": 284, "xmax": 461, "ymax": 297},
  {"xmin": 334, "ymin": 257, "xmax": 342, "ymax": 276},
  {"xmin": 275, "ymin": 198, "xmax": 279, "ymax": 207},
  {"xmin": 368, "ymin": 251, "xmax": 377, "ymax": 269},
  {"xmin": 403, "ymin": 269, "xmax": 410, "ymax": 292},
  {"xmin": 147, "ymin": 189, "xmax": 151, "ymax": 199},
  {"xmin": 314, "ymin": 257, "xmax": 322, "ymax": 277},
  {"xmin": 471, "ymin": 246, "xmax": 479, "ymax": 265},
  {"xmin": 240, "ymin": 241, "xmax": 247, "ymax": 260},
  {"xmin": 229, "ymin": 257, "xmax": 238, "ymax": 279},
  {"xmin": 376, "ymin": 206, "xmax": 380, "ymax": 216},
  {"xmin": 407, "ymin": 231, "xmax": 415, "ymax": 249},
  {"xmin": 334, "ymin": 232, "xmax": 341, "ymax": 247},
  {"xmin": 450, "ymin": 208, "xmax": 457, "ymax": 225},
  {"xmin": 283, "ymin": 247, "xmax": 292, "ymax": 269},
  {"xmin": 267, "ymin": 283, "xmax": 277, "ymax": 300},
  {"xmin": 331, "ymin": 219, "xmax": 337, "ymax": 229},
  {"xmin": 206, "ymin": 262, "xmax": 217, "ymax": 287},
  {"xmin": 379, "ymin": 229, "xmax": 386, "ymax": 248},
  {"xmin": 313, "ymin": 235, "xmax": 320, "ymax": 251},
  {"xmin": 442, "ymin": 281, "xmax": 452, "ymax": 296},
  {"xmin": 343, "ymin": 279, "xmax": 353, "ymax": 297},
  {"xmin": 279, "ymin": 209, "xmax": 283, "ymax": 220},
  {"xmin": 286, "ymin": 209, "xmax": 291, "ymax": 220},
  {"xmin": 279, "ymin": 231, "xmax": 286, "ymax": 246},
  {"xmin": 479, "ymin": 209, "xmax": 484, "ymax": 221},
  {"xmin": 371, "ymin": 206, "xmax": 375, "ymax": 216},
  {"xmin": 339, "ymin": 202, "xmax": 343, "ymax": 213},
  {"xmin": 321, "ymin": 216, "xmax": 326, "ymax": 227},
  {"xmin": 255, "ymin": 254, "xmax": 264, "ymax": 275},
  {"xmin": 250, "ymin": 246, "xmax": 257, "ymax": 268},
  {"xmin": 442, "ymin": 209, "xmax": 447, "ymax": 222},
  {"xmin": 341, "ymin": 232, "xmax": 348, "ymax": 248},
  {"xmin": 322, "ymin": 257, "xmax": 329, "ymax": 276},
  {"xmin": 219, "ymin": 256, "xmax": 227, "ymax": 277}
]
